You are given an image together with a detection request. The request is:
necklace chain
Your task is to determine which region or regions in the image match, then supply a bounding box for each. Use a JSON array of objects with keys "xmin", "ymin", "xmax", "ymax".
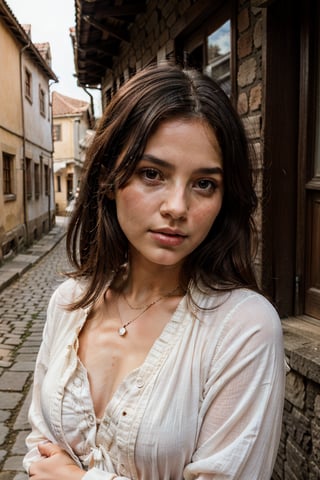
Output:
[
  {"xmin": 123, "ymin": 286, "xmax": 178, "ymax": 310},
  {"xmin": 117, "ymin": 285, "xmax": 179, "ymax": 337}
]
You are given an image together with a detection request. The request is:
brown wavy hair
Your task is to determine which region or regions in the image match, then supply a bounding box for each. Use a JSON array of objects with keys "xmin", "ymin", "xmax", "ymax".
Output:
[{"xmin": 66, "ymin": 62, "xmax": 259, "ymax": 309}]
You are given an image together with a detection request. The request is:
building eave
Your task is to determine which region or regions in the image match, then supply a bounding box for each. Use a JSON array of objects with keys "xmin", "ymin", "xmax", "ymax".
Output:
[
  {"xmin": 73, "ymin": 0, "xmax": 146, "ymax": 88},
  {"xmin": 0, "ymin": 0, "xmax": 58, "ymax": 81}
]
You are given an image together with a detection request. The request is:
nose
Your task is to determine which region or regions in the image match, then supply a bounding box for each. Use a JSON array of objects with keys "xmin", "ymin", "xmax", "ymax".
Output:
[{"xmin": 160, "ymin": 185, "xmax": 189, "ymax": 220}]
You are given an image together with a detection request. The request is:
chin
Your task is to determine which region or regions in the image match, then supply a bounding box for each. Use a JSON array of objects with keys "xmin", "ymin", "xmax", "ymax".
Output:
[{"xmin": 149, "ymin": 255, "xmax": 185, "ymax": 268}]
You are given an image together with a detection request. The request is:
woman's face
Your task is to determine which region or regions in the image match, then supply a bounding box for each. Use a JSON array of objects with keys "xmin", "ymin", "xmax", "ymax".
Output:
[{"xmin": 114, "ymin": 118, "xmax": 224, "ymax": 270}]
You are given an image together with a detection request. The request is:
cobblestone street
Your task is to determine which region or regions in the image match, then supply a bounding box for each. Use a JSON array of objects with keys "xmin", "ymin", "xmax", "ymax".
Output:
[{"xmin": 0, "ymin": 227, "xmax": 70, "ymax": 479}]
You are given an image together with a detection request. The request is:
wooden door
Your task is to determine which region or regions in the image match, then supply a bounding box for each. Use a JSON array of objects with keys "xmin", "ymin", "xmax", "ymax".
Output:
[
  {"xmin": 305, "ymin": 192, "xmax": 320, "ymax": 319},
  {"xmin": 298, "ymin": 0, "xmax": 320, "ymax": 321}
]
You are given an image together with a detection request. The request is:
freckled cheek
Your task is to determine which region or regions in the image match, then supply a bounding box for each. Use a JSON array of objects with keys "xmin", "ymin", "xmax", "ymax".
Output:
[
  {"xmin": 115, "ymin": 188, "xmax": 149, "ymax": 224},
  {"xmin": 193, "ymin": 200, "xmax": 222, "ymax": 232}
]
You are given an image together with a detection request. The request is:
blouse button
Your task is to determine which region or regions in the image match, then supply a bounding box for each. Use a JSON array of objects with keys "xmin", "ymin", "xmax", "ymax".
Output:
[
  {"xmin": 88, "ymin": 414, "xmax": 95, "ymax": 424},
  {"xmin": 136, "ymin": 377, "xmax": 144, "ymax": 388},
  {"xmin": 73, "ymin": 377, "xmax": 82, "ymax": 387}
]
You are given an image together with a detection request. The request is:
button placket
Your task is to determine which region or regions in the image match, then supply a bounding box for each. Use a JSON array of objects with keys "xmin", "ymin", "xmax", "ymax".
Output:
[
  {"xmin": 73, "ymin": 376, "xmax": 82, "ymax": 388},
  {"xmin": 88, "ymin": 413, "xmax": 96, "ymax": 426},
  {"xmin": 136, "ymin": 376, "xmax": 144, "ymax": 389}
]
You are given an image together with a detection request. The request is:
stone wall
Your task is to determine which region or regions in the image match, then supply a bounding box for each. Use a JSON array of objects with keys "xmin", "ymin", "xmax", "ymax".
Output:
[
  {"xmin": 236, "ymin": 5, "xmax": 320, "ymax": 478},
  {"xmin": 272, "ymin": 319, "xmax": 320, "ymax": 480},
  {"xmin": 99, "ymin": 1, "xmax": 320, "ymax": 477},
  {"xmin": 236, "ymin": 3, "xmax": 264, "ymax": 284}
]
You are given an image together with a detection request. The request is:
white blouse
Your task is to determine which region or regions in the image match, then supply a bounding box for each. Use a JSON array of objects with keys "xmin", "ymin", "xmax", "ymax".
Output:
[{"xmin": 23, "ymin": 278, "xmax": 286, "ymax": 479}]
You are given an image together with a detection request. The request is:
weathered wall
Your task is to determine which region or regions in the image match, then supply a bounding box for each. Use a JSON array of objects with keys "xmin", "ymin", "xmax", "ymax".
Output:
[
  {"xmin": 97, "ymin": 1, "xmax": 320, "ymax": 477},
  {"xmin": 0, "ymin": 14, "xmax": 55, "ymax": 257},
  {"xmin": 0, "ymin": 17, "xmax": 25, "ymax": 261}
]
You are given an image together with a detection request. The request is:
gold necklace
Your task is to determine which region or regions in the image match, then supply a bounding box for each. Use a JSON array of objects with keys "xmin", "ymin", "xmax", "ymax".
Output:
[
  {"xmin": 117, "ymin": 285, "xmax": 179, "ymax": 337},
  {"xmin": 123, "ymin": 286, "xmax": 179, "ymax": 310}
]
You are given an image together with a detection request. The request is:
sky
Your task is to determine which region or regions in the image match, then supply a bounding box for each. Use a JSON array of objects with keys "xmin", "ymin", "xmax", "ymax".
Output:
[{"xmin": 6, "ymin": 0, "xmax": 102, "ymax": 116}]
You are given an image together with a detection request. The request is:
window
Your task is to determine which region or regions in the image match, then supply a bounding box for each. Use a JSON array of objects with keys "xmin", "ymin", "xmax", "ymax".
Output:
[
  {"xmin": 53, "ymin": 124, "xmax": 62, "ymax": 141},
  {"xmin": 178, "ymin": 6, "xmax": 231, "ymax": 96},
  {"xmin": 67, "ymin": 173, "xmax": 73, "ymax": 200},
  {"xmin": 40, "ymin": 156, "xmax": 43, "ymax": 194},
  {"xmin": 44, "ymin": 164, "xmax": 49, "ymax": 195},
  {"xmin": 205, "ymin": 21, "xmax": 231, "ymax": 95},
  {"xmin": 26, "ymin": 158, "xmax": 32, "ymax": 199},
  {"xmin": 3, "ymin": 152, "xmax": 15, "ymax": 197},
  {"xmin": 57, "ymin": 175, "xmax": 61, "ymax": 192},
  {"xmin": 25, "ymin": 68, "xmax": 32, "ymax": 101},
  {"xmin": 39, "ymin": 86, "xmax": 45, "ymax": 116},
  {"xmin": 34, "ymin": 163, "xmax": 40, "ymax": 198}
]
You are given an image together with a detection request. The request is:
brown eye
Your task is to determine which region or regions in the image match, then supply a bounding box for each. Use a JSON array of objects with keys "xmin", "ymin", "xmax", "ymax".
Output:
[
  {"xmin": 137, "ymin": 168, "xmax": 163, "ymax": 184},
  {"xmin": 195, "ymin": 179, "xmax": 216, "ymax": 191},
  {"xmin": 143, "ymin": 168, "xmax": 159, "ymax": 180}
]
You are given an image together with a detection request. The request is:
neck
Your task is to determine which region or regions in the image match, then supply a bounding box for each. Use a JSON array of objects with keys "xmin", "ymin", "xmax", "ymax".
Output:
[{"xmin": 117, "ymin": 258, "xmax": 183, "ymax": 303}]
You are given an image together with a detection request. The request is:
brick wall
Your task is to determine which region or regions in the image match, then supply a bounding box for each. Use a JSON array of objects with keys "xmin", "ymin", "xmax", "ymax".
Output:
[
  {"xmin": 100, "ymin": 1, "xmax": 320, "ymax": 477},
  {"xmin": 272, "ymin": 319, "xmax": 320, "ymax": 479},
  {"xmin": 236, "ymin": 5, "xmax": 320, "ymax": 479}
]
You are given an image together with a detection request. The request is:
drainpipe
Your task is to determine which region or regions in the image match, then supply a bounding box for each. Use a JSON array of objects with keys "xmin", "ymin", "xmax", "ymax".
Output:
[
  {"xmin": 19, "ymin": 41, "xmax": 31, "ymax": 247},
  {"xmin": 48, "ymin": 80, "xmax": 58, "ymax": 228},
  {"xmin": 83, "ymin": 86, "xmax": 95, "ymax": 124}
]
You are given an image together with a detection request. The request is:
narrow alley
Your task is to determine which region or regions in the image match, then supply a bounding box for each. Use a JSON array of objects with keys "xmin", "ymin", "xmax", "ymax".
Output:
[{"xmin": 0, "ymin": 223, "xmax": 69, "ymax": 479}]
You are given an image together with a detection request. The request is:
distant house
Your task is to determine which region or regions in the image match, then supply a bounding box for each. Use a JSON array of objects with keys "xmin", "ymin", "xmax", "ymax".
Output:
[
  {"xmin": 52, "ymin": 91, "xmax": 94, "ymax": 215},
  {"xmin": 0, "ymin": 0, "xmax": 57, "ymax": 263}
]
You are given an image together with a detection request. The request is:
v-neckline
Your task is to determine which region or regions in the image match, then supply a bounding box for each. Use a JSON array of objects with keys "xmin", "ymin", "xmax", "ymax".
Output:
[{"xmin": 76, "ymin": 291, "xmax": 190, "ymax": 424}]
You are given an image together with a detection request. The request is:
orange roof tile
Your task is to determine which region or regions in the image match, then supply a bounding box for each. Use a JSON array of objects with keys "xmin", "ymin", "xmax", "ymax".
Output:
[{"xmin": 52, "ymin": 91, "xmax": 89, "ymax": 116}]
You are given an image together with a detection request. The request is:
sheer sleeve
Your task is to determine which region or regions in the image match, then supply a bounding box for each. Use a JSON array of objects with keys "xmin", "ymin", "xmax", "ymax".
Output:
[{"xmin": 184, "ymin": 294, "xmax": 285, "ymax": 480}]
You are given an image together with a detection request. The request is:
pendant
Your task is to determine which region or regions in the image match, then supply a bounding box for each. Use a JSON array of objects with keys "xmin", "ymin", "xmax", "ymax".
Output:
[{"xmin": 118, "ymin": 326, "xmax": 127, "ymax": 336}]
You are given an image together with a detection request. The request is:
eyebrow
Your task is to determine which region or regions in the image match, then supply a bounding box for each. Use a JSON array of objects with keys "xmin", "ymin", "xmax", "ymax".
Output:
[{"xmin": 141, "ymin": 154, "xmax": 223, "ymax": 176}]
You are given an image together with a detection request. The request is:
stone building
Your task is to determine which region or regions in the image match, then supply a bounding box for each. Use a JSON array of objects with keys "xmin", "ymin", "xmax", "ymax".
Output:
[
  {"xmin": 52, "ymin": 91, "xmax": 94, "ymax": 215},
  {"xmin": 73, "ymin": 0, "xmax": 320, "ymax": 478},
  {"xmin": 0, "ymin": 0, "xmax": 57, "ymax": 262}
]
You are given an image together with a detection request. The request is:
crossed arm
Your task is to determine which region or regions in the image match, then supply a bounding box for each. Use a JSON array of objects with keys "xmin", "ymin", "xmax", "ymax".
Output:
[{"xmin": 29, "ymin": 442, "xmax": 84, "ymax": 480}]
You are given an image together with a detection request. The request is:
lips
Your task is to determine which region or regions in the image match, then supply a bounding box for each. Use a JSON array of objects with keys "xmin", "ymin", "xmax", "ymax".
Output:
[
  {"xmin": 149, "ymin": 228, "xmax": 187, "ymax": 247},
  {"xmin": 152, "ymin": 227, "xmax": 187, "ymax": 237}
]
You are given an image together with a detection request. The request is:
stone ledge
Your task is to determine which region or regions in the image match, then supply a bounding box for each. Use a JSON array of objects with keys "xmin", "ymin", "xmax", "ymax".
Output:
[{"xmin": 282, "ymin": 317, "xmax": 320, "ymax": 383}]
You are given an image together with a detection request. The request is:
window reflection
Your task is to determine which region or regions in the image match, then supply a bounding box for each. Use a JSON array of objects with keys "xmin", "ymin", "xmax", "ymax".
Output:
[{"xmin": 205, "ymin": 20, "xmax": 231, "ymax": 95}]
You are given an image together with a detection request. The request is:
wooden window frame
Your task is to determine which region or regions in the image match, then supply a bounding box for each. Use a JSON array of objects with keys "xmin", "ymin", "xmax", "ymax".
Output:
[
  {"xmin": 53, "ymin": 124, "xmax": 62, "ymax": 142},
  {"xmin": 3, "ymin": 152, "xmax": 16, "ymax": 200},
  {"xmin": 57, "ymin": 174, "xmax": 61, "ymax": 193},
  {"xmin": 39, "ymin": 85, "xmax": 46, "ymax": 117},
  {"xmin": 44, "ymin": 164, "xmax": 49, "ymax": 196},
  {"xmin": 34, "ymin": 162, "xmax": 40, "ymax": 198},
  {"xmin": 25, "ymin": 68, "xmax": 32, "ymax": 102},
  {"xmin": 26, "ymin": 158, "xmax": 32, "ymax": 199},
  {"xmin": 174, "ymin": 1, "xmax": 236, "ymax": 104}
]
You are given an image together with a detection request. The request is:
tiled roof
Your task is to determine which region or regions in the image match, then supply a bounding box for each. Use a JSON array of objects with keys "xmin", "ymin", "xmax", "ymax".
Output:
[
  {"xmin": 35, "ymin": 42, "xmax": 49, "ymax": 53},
  {"xmin": 52, "ymin": 91, "xmax": 89, "ymax": 116},
  {"xmin": 35, "ymin": 42, "xmax": 51, "ymax": 62},
  {"xmin": 0, "ymin": 2, "xmax": 57, "ymax": 81}
]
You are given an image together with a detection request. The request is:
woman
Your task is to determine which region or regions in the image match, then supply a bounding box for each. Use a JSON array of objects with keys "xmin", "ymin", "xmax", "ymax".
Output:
[{"xmin": 24, "ymin": 63, "xmax": 285, "ymax": 479}]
